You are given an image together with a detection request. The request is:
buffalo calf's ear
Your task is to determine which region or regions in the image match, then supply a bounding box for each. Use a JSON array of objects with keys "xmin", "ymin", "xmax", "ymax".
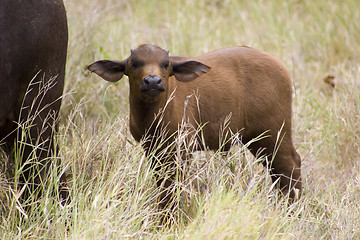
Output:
[
  {"xmin": 172, "ymin": 60, "xmax": 210, "ymax": 82},
  {"xmin": 87, "ymin": 60, "xmax": 127, "ymax": 82}
]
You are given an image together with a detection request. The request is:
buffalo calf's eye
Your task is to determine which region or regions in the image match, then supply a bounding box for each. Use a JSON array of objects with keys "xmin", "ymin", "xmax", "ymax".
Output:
[
  {"xmin": 162, "ymin": 62, "xmax": 169, "ymax": 69},
  {"xmin": 131, "ymin": 61, "xmax": 143, "ymax": 69},
  {"xmin": 132, "ymin": 62, "xmax": 139, "ymax": 68}
]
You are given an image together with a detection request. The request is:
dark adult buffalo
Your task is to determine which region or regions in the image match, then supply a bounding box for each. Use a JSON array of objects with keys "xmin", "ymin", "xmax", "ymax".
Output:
[
  {"xmin": 88, "ymin": 44, "xmax": 302, "ymax": 213},
  {"xmin": 0, "ymin": 0, "xmax": 68, "ymax": 202}
]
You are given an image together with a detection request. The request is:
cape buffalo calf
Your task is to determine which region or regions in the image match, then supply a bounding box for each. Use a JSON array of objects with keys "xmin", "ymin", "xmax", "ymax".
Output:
[
  {"xmin": 0, "ymin": 0, "xmax": 68, "ymax": 202},
  {"xmin": 88, "ymin": 44, "xmax": 302, "ymax": 212}
]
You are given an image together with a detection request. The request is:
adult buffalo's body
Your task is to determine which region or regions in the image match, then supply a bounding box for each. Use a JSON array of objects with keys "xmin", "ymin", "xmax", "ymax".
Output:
[
  {"xmin": 0, "ymin": 0, "xmax": 68, "ymax": 200},
  {"xmin": 88, "ymin": 44, "xmax": 302, "ymax": 211}
]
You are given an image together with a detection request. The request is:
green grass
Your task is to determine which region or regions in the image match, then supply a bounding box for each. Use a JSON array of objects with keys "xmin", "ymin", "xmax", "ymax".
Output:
[{"xmin": 1, "ymin": 0, "xmax": 360, "ymax": 238}]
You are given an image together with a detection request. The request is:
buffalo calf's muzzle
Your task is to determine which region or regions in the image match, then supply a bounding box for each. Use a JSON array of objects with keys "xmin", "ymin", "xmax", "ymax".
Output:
[{"xmin": 140, "ymin": 75, "xmax": 165, "ymax": 96}]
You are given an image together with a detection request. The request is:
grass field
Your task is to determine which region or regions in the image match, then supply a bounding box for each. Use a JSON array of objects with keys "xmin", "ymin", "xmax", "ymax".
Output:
[{"xmin": 1, "ymin": 0, "xmax": 360, "ymax": 239}]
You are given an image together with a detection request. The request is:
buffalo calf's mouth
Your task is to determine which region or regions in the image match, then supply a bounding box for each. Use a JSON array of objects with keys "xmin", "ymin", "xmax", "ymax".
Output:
[{"xmin": 141, "ymin": 88, "xmax": 165, "ymax": 97}]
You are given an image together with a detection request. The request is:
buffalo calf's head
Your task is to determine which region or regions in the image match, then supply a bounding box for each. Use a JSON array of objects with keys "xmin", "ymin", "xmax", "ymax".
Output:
[{"xmin": 87, "ymin": 44, "xmax": 210, "ymax": 102}]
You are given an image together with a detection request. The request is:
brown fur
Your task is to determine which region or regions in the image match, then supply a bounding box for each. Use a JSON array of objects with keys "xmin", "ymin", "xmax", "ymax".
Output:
[{"xmin": 88, "ymin": 44, "xmax": 302, "ymax": 211}]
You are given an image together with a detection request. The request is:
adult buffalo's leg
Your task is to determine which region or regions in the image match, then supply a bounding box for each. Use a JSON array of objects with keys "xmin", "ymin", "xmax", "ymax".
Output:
[{"xmin": 18, "ymin": 73, "xmax": 68, "ymax": 204}]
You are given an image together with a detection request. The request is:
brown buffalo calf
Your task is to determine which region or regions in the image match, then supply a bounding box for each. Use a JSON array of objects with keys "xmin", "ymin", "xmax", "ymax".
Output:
[{"xmin": 88, "ymin": 44, "xmax": 302, "ymax": 211}]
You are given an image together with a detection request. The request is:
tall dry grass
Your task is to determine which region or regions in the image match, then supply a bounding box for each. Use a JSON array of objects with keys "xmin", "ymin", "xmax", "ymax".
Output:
[{"xmin": 1, "ymin": 0, "xmax": 359, "ymax": 239}]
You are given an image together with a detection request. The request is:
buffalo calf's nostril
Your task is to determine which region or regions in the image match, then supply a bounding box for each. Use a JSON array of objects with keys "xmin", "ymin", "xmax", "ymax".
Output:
[
  {"xmin": 143, "ymin": 76, "xmax": 162, "ymax": 86},
  {"xmin": 140, "ymin": 75, "xmax": 165, "ymax": 94}
]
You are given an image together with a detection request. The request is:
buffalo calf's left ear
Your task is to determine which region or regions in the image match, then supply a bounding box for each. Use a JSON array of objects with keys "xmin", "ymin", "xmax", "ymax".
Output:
[
  {"xmin": 172, "ymin": 60, "xmax": 210, "ymax": 82},
  {"xmin": 87, "ymin": 60, "xmax": 126, "ymax": 82}
]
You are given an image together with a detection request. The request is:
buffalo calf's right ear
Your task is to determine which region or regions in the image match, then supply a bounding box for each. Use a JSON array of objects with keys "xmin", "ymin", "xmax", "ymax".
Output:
[{"xmin": 87, "ymin": 60, "xmax": 126, "ymax": 82}]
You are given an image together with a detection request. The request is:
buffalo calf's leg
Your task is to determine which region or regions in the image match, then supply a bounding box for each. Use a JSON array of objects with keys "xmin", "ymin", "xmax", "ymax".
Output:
[{"xmin": 248, "ymin": 134, "xmax": 302, "ymax": 200}]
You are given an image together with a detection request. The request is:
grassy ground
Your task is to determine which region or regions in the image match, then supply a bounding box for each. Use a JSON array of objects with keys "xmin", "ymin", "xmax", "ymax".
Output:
[{"xmin": 1, "ymin": 0, "xmax": 360, "ymax": 239}]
